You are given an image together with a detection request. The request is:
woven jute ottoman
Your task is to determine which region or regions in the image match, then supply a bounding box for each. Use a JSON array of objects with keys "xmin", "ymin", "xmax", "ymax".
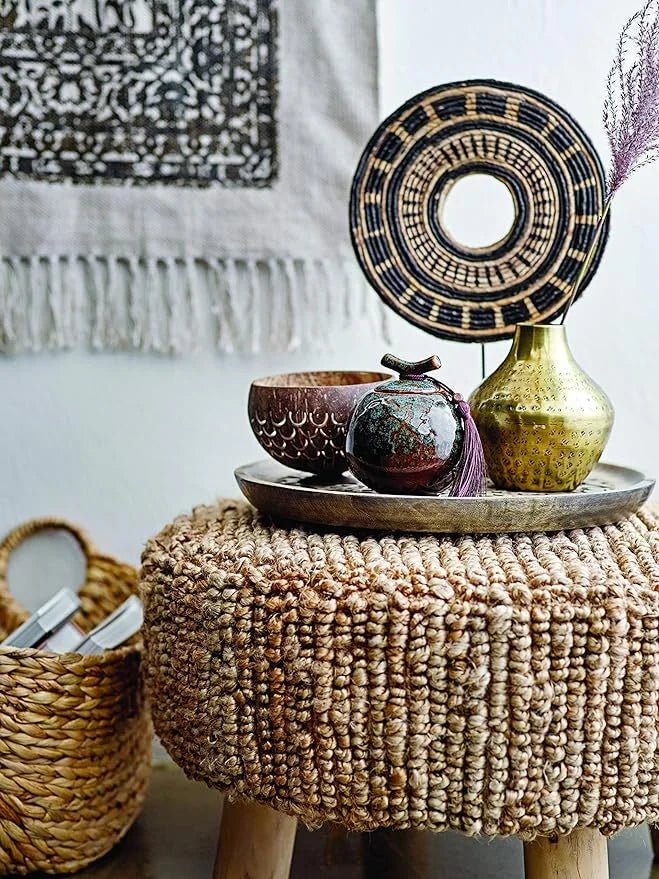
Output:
[{"xmin": 141, "ymin": 499, "xmax": 659, "ymax": 879}]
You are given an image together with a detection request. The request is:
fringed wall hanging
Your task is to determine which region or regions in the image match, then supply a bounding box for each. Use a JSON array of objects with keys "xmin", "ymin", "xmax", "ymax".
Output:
[{"xmin": 0, "ymin": 0, "xmax": 381, "ymax": 353}]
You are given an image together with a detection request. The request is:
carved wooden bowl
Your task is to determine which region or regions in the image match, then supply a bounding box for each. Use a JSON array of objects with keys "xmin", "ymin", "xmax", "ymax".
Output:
[{"xmin": 248, "ymin": 371, "xmax": 390, "ymax": 475}]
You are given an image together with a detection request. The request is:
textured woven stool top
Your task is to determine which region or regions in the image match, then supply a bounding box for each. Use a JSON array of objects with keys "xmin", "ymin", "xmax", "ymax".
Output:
[{"xmin": 141, "ymin": 500, "xmax": 659, "ymax": 839}]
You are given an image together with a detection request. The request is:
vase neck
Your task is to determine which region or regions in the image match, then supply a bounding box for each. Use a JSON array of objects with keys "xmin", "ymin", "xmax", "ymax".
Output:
[{"xmin": 510, "ymin": 323, "xmax": 572, "ymax": 362}]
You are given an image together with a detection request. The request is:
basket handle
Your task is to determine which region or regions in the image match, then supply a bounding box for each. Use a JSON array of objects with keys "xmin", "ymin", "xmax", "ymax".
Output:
[{"xmin": 0, "ymin": 518, "xmax": 93, "ymax": 588}]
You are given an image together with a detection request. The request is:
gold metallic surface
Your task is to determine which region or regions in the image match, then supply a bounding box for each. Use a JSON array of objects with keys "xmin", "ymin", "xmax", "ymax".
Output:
[{"xmin": 469, "ymin": 323, "xmax": 614, "ymax": 492}]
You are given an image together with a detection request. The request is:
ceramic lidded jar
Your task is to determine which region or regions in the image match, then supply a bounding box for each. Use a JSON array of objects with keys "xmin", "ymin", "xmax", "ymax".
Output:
[{"xmin": 345, "ymin": 354, "xmax": 466, "ymax": 494}]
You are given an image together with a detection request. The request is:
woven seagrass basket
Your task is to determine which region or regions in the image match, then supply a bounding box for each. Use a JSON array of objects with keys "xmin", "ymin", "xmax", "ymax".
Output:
[{"xmin": 0, "ymin": 518, "xmax": 153, "ymax": 876}]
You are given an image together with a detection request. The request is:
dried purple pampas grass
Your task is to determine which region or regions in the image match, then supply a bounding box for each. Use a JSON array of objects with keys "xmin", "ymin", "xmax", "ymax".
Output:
[
  {"xmin": 606, "ymin": 0, "xmax": 659, "ymax": 194},
  {"xmin": 562, "ymin": 0, "xmax": 659, "ymax": 321}
]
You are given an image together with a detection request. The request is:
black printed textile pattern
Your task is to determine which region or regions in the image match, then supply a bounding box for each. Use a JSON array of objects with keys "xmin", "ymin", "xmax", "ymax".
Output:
[{"xmin": 0, "ymin": 0, "xmax": 279, "ymax": 187}]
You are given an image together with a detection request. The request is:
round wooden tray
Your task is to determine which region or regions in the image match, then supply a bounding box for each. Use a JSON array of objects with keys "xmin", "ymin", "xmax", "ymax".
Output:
[{"xmin": 235, "ymin": 460, "xmax": 654, "ymax": 534}]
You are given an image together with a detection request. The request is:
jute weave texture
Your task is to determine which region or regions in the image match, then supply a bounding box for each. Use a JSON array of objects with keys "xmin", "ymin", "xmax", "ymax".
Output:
[
  {"xmin": 141, "ymin": 500, "xmax": 659, "ymax": 839},
  {"xmin": 0, "ymin": 518, "xmax": 152, "ymax": 876}
]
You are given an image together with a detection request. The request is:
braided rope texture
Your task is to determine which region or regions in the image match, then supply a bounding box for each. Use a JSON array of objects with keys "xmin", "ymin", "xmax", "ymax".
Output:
[
  {"xmin": 142, "ymin": 500, "xmax": 659, "ymax": 839},
  {"xmin": 0, "ymin": 519, "xmax": 152, "ymax": 875}
]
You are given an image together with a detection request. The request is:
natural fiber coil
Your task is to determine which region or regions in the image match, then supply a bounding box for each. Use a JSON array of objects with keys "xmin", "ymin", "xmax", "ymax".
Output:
[
  {"xmin": 350, "ymin": 80, "xmax": 609, "ymax": 342},
  {"xmin": 0, "ymin": 518, "xmax": 152, "ymax": 875},
  {"xmin": 142, "ymin": 500, "xmax": 659, "ymax": 840}
]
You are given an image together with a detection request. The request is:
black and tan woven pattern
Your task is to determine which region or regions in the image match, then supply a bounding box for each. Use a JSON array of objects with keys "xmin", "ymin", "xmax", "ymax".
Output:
[
  {"xmin": 350, "ymin": 80, "xmax": 609, "ymax": 342},
  {"xmin": 143, "ymin": 500, "xmax": 659, "ymax": 840},
  {"xmin": 0, "ymin": 519, "xmax": 152, "ymax": 876}
]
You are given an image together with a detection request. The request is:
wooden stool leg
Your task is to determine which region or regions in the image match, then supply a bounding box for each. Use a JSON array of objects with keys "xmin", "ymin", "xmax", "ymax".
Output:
[
  {"xmin": 651, "ymin": 824, "xmax": 659, "ymax": 862},
  {"xmin": 362, "ymin": 828, "xmax": 432, "ymax": 879},
  {"xmin": 213, "ymin": 800, "xmax": 297, "ymax": 879},
  {"xmin": 523, "ymin": 828, "xmax": 608, "ymax": 879}
]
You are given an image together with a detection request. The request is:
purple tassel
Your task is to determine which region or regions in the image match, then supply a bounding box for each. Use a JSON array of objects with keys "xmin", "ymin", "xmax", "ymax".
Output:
[{"xmin": 450, "ymin": 395, "xmax": 487, "ymax": 497}]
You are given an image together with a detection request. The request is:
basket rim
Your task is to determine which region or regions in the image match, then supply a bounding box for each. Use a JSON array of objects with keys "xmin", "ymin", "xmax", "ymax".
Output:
[{"xmin": 0, "ymin": 638, "xmax": 143, "ymax": 665}]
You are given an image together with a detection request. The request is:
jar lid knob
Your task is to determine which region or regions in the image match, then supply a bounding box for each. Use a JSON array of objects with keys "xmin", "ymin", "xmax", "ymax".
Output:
[{"xmin": 380, "ymin": 353, "xmax": 441, "ymax": 378}]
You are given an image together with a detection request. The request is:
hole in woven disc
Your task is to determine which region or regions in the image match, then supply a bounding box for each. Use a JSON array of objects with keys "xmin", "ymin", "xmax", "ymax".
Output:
[
  {"xmin": 441, "ymin": 174, "xmax": 517, "ymax": 251},
  {"xmin": 7, "ymin": 531, "xmax": 86, "ymax": 613}
]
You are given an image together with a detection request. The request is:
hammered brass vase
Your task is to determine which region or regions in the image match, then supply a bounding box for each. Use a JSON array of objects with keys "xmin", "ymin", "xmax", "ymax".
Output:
[{"xmin": 469, "ymin": 323, "xmax": 614, "ymax": 492}]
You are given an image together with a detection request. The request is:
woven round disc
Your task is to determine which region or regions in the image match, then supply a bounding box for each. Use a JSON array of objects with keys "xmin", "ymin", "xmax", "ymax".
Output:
[{"xmin": 350, "ymin": 80, "xmax": 610, "ymax": 342}]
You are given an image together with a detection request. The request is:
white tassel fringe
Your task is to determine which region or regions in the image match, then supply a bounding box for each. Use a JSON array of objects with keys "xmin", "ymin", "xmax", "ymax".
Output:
[{"xmin": 0, "ymin": 255, "xmax": 390, "ymax": 355}]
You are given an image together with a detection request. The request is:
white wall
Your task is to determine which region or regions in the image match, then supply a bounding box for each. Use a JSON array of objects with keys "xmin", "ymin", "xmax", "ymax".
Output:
[{"xmin": 1, "ymin": 0, "xmax": 657, "ymax": 604}]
